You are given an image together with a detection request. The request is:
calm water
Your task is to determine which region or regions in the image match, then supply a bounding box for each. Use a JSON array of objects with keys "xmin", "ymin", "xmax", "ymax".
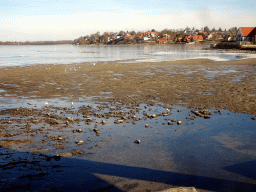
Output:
[{"xmin": 0, "ymin": 44, "xmax": 256, "ymax": 67}]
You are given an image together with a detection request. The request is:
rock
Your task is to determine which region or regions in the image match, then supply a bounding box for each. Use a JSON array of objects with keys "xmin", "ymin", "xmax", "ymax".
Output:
[
  {"xmin": 134, "ymin": 139, "xmax": 140, "ymax": 144},
  {"xmin": 73, "ymin": 129, "xmax": 83, "ymax": 133},
  {"xmin": 191, "ymin": 110, "xmax": 204, "ymax": 117},
  {"xmin": 200, "ymin": 110, "xmax": 212, "ymax": 115},
  {"xmin": 157, "ymin": 187, "xmax": 197, "ymax": 192},
  {"xmin": 93, "ymin": 128, "xmax": 100, "ymax": 133},
  {"xmin": 26, "ymin": 122, "xmax": 31, "ymax": 128},
  {"xmin": 177, "ymin": 110, "xmax": 181, "ymax": 112},
  {"xmin": 67, "ymin": 117, "xmax": 74, "ymax": 122},
  {"xmin": 58, "ymin": 137, "xmax": 63, "ymax": 140},
  {"xmin": 102, "ymin": 120, "xmax": 106, "ymax": 124},
  {"xmin": 55, "ymin": 152, "xmax": 73, "ymax": 157},
  {"xmin": 32, "ymin": 119, "xmax": 39, "ymax": 124},
  {"xmin": 168, "ymin": 121, "xmax": 174, "ymax": 125},
  {"xmin": 251, "ymin": 117, "xmax": 256, "ymax": 120},
  {"xmin": 171, "ymin": 119, "xmax": 177, "ymax": 122},
  {"xmin": 177, "ymin": 120, "xmax": 182, "ymax": 125},
  {"xmin": 55, "ymin": 149, "xmax": 84, "ymax": 157},
  {"xmin": 121, "ymin": 116, "xmax": 128, "ymax": 120},
  {"xmin": 85, "ymin": 118, "xmax": 93, "ymax": 122},
  {"xmin": 145, "ymin": 124, "xmax": 149, "ymax": 128},
  {"xmin": 204, "ymin": 115, "xmax": 211, "ymax": 119},
  {"xmin": 151, "ymin": 114, "xmax": 158, "ymax": 118},
  {"xmin": 56, "ymin": 121, "xmax": 65, "ymax": 124},
  {"xmin": 75, "ymin": 140, "xmax": 84, "ymax": 145},
  {"xmin": 114, "ymin": 119, "xmax": 123, "ymax": 124}
]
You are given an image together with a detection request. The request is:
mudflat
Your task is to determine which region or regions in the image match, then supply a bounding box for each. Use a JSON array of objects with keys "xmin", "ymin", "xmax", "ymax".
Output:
[
  {"xmin": 1, "ymin": 58, "xmax": 256, "ymax": 114},
  {"xmin": 1, "ymin": 58, "xmax": 256, "ymax": 192}
]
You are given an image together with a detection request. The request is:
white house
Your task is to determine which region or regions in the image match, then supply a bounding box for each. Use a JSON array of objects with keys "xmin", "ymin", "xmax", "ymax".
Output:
[{"xmin": 236, "ymin": 27, "xmax": 256, "ymax": 41}]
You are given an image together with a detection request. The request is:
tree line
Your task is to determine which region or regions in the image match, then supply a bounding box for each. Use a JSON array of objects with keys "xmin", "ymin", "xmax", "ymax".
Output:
[{"xmin": 74, "ymin": 26, "xmax": 238, "ymax": 45}]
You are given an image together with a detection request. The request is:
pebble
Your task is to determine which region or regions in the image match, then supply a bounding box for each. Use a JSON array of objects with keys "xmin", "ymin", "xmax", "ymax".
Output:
[
  {"xmin": 75, "ymin": 140, "xmax": 84, "ymax": 145},
  {"xmin": 145, "ymin": 124, "xmax": 149, "ymax": 128},
  {"xmin": 151, "ymin": 114, "xmax": 157, "ymax": 118},
  {"xmin": 177, "ymin": 120, "xmax": 182, "ymax": 125},
  {"xmin": 168, "ymin": 121, "xmax": 174, "ymax": 125},
  {"xmin": 134, "ymin": 139, "xmax": 140, "ymax": 144}
]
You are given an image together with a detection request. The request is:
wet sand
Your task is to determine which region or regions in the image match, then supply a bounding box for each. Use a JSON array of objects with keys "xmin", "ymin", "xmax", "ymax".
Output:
[{"xmin": 0, "ymin": 58, "xmax": 256, "ymax": 192}]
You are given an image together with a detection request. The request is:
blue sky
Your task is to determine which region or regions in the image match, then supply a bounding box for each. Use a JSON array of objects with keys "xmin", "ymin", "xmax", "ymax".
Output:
[{"xmin": 1, "ymin": 0, "xmax": 255, "ymax": 41}]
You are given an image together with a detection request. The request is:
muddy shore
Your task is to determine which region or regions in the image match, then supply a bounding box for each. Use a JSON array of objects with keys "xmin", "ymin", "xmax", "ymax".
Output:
[
  {"xmin": 1, "ymin": 58, "xmax": 256, "ymax": 114},
  {"xmin": 0, "ymin": 58, "xmax": 256, "ymax": 192}
]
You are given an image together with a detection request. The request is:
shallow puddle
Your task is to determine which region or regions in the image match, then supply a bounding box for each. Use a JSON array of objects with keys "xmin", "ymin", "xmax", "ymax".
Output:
[{"xmin": 0, "ymin": 96, "xmax": 256, "ymax": 191}]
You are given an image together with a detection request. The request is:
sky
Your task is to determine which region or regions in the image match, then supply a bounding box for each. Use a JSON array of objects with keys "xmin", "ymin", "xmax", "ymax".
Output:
[{"xmin": 0, "ymin": 0, "xmax": 256, "ymax": 41}]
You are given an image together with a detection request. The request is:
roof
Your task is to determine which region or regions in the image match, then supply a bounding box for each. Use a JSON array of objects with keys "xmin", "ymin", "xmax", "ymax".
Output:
[{"xmin": 239, "ymin": 27, "xmax": 256, "ymax": 37}]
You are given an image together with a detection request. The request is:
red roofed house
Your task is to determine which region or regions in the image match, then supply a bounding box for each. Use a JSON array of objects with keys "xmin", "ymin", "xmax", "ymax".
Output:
[
  {"xmin": 185, "ymin": 35, "xmax": 203, "ymax": 42},
  {"xmin": 236, "ymin": 27, "xmax": 256, "ymax": 41}
]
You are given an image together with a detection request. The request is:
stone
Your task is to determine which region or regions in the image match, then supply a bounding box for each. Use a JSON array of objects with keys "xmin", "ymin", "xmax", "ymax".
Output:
[
  {"xmin": 157, "ymin": 187, "xmax": 197, "ymax": 192},
  {"xmin": 177, "ymin": 120, "xmax": 182, "ymax": 125},
  {"xmin": 168, "ymin": 121, "xmax": 174, "ymax": 125},
  {"xmin": 75, "ymin": 140, "xmax": 84, "ymax": 145},
  {"xmin": 114, "ymin": 119, "xmax": 124, "ymax": 124},
  {"xmin": 145, "ymin": 124, "xmax": 149, "ymax": 128},
  {"xmin": 171, "ymin": 119, "xmax": 177, "ymax": 122},
  {"xmin": 151, "ymin": 114, "xmax": 158, "ymax": 118},
  {"xmin": 134, "ymin": 139, "xmax": 140, "ymax": 144},
  {"xmin": 200, "ymin": 110, "xmax": 212, "ymax": 115},
  {"xmin": 67, "ymin": 117, "xmax": 74, "ymax": 122}
]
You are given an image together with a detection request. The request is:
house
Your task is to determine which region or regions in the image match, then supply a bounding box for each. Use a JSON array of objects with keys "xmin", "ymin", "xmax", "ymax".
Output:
[
  {"xmin": 185, "ymin": 35, "xmax": 203, "ymax": 42},
  {"xmin": 157, "ymin": 35, "xmax": 174, "ymax": 43},
  {"xmin": 236, "ymin": 27, "xmax": 256, "ymax": 41}
]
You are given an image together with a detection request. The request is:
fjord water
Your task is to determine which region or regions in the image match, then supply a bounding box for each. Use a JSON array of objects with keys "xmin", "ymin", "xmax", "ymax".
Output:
[{"xmin": 1, "ymin": 44, "xmax": 256, "ymax": 67}]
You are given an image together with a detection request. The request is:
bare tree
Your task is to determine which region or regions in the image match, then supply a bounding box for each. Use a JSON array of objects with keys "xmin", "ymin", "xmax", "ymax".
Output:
[
  {"xmin": 204, "ymin": 26, "xmax": 210, "ymax": 32},
  {"xmin": 229, "ymin": 27, "xmax": 238, "ymax": 37}
]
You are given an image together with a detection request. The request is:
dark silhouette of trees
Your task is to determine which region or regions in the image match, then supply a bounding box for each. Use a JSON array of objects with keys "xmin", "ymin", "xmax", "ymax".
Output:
[{"xmin": 204, "ymin": 26, "xmax": 210, "ymax": 32}]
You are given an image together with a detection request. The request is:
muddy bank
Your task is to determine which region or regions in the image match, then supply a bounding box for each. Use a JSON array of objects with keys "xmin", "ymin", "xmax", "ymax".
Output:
[
  {"xmin": 1, "ymin": 58, "xmax": 256, "ymax": 192},
  {"xmin": 0, "ymin": 58, "xmax": 256, "ymax": 114}
]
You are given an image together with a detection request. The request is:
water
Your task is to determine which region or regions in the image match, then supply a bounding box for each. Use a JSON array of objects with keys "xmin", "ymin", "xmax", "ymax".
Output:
[{"xmin": 0, "ymin": 44, "xmax": 255, "ymax": 67}]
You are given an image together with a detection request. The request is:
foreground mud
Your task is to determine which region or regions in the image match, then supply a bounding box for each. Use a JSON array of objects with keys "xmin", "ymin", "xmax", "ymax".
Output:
[{"xmin": 0, "ymin": 58, "xmax": 256, "ymax": 192}]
